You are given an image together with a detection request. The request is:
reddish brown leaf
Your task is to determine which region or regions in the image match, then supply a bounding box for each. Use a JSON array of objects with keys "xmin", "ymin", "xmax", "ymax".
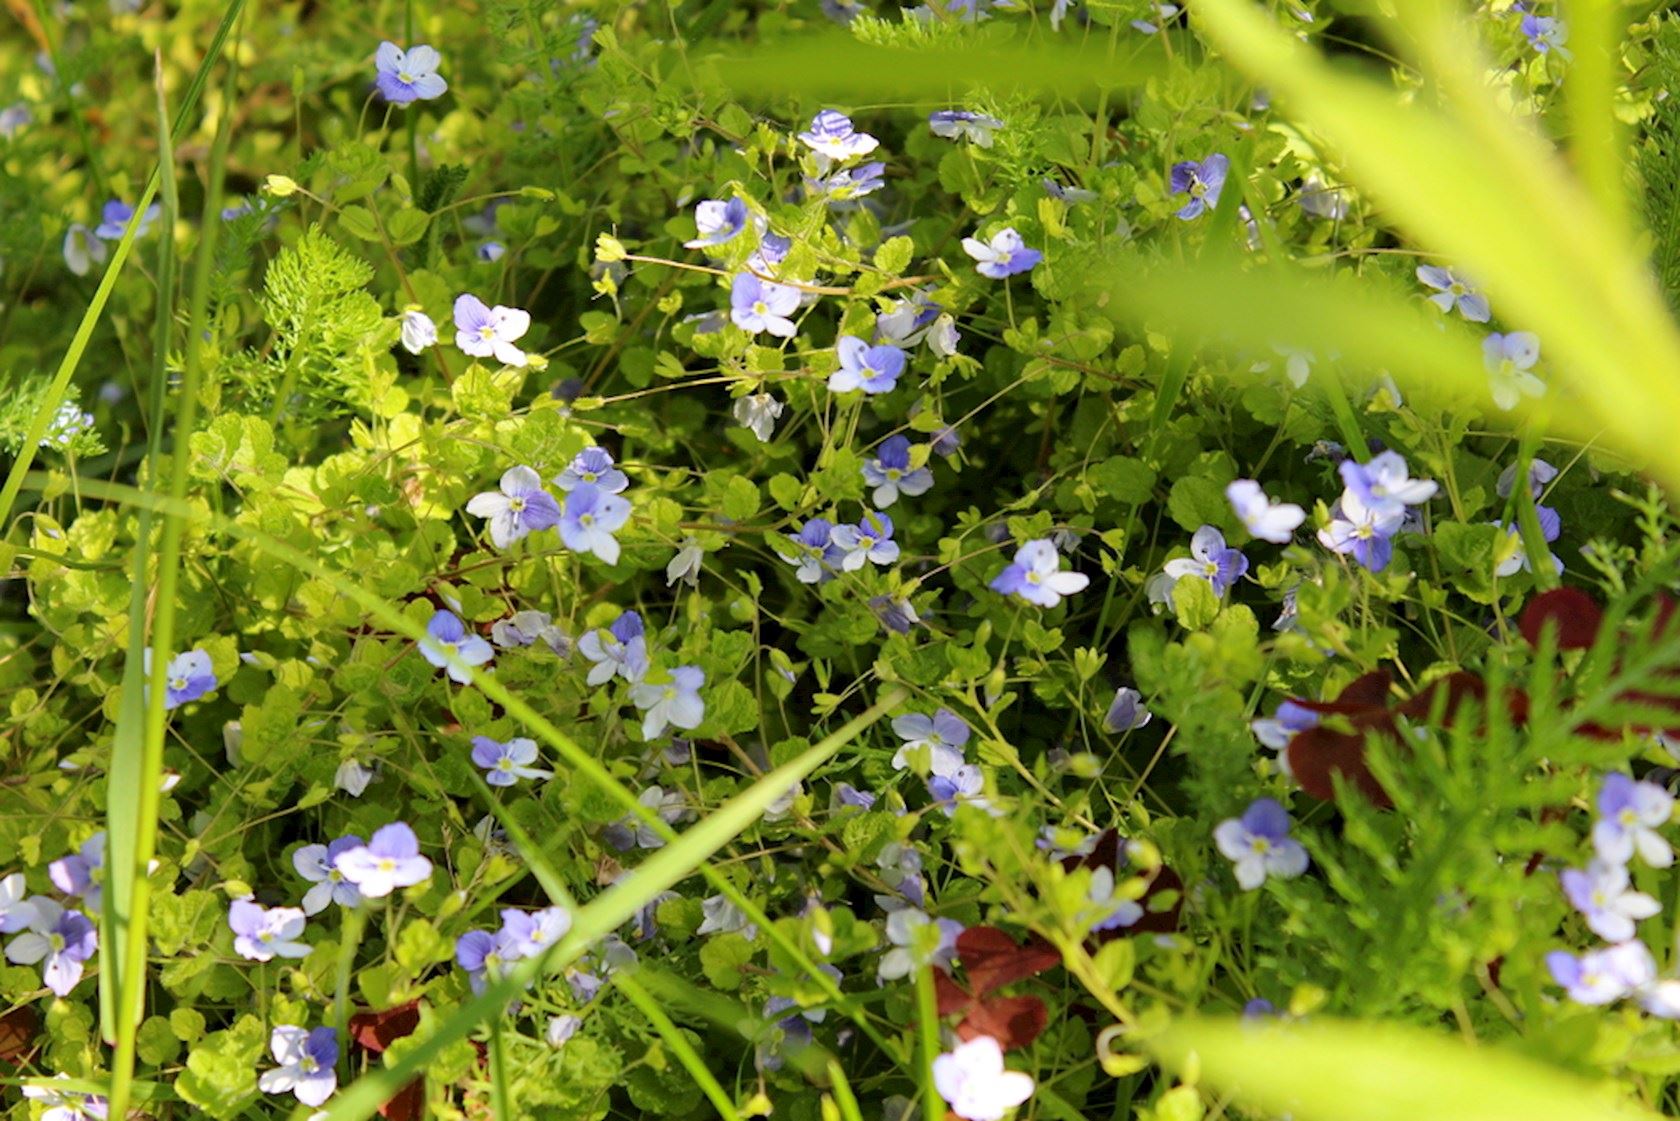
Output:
[
  {"xmin": 1286, "ymin": 726, "xmax": 1394, "ymax": 808},
  {"xmin": 934, "ymin": 968, "xmax": 970, "ymax": 1016},
  {"xmin": 955, "ymin": 993, "xmax": 1049, "ymax": 1050},
  {"xmin": 0, "ymin": 1006, "xmax": 38, "ymax": 1064},
  {"xmin": 955, "ymin": 927, "xmax": 1060, "ymax": 995},
  {"xmin": 349, "ymin": 1000, "xmax": 421, "ymax": 1054},
  {"xmin": 378, "ymin": 1078, "xmax": 424, "ymax": 1121},
  {"xmin": 1290, "ymin": 670, "xmax": 1393, "ymax": 716},
  {"xmin": 1519, "ymin": 587, "xmax": 1603, "ymax": 650}
]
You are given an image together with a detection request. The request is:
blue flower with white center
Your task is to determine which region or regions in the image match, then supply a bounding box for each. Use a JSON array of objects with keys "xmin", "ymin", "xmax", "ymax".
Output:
[
  {"xmin": 1547, "ymin": 941, "xmax": 1653, "ymax": 1006},
  {"xmin": 228, "ymin": 899, "xmax": 311, "ymax": 962},
  {"xmin": 5, "ymin": 898, "xmax": 97, "ymax": 996},
  {"xmin": 1213, "ymin": 798, "xmax": 1309, "ymax": 889},
  {"xmin": 556, "ymin": 445, "xmax": 629, "ymax": 494},
  {"xmin": 785, "ymin": 518, "xmax": 843, "ymax": 584},
  {"xmin": 629, "ymin": 665, "xmax": 707, "ymax": 738},
  {"xmin": 1163, "ymin": 525, "xmax": 1248, "ymax": 597},
  {"xmin": 144, "ymin": 647, "xmax": 217, "ymax": 709},
  {"xmin": 579, "ymin": 611, "xmax": 649, "ymax": 685},
  {"xmin": 47, "ymin": 833, "xmax": 103, "ymax": 910},
  {"xmin": 928, "ymin": 110, "xmax": 1003, "ymax": 146},
  {"xmin": 1493, "ymin": 504, "xmax": 1563, "ymax": 577},
  {"xmin": 684, "ymin": 197, "xmax": 749, "ymax": 249},
  {"xmin": 258, "ymin": 1025, "xmax": 339, "ymax": 1107},
  {"xmin": 471, "ymin": 735, "xmax": 552, "ymax": 787},
  {"xmin": 334, "ymin": 822, "xmax": 433, "ymax": 898},
  {"xmin": 829, "ymin": 336, "xmax": 905, "ymax": 394},
  {"xmin": 419, "ymin": 609, "xmax": 494, "ymax": 684},
  {"xmin": 1521, "ymin": 13, "xmax": 1571, "ymax": 57},
  {"xmin": 892, "ymin": 708, "xmax": 969, "ymax": 776},
  {"xmin": 1483, "ymin": 331, "xmax": 1545, "ymax": 411},
  {"xmin": 877, "ymin": 907, "xmax": 962, "ymax": 982},
  {"xmin": 990, "ymin": 539, "xmax": 1090, "ymax": 608},
  {"xmin": 929, "ymin": 763, "xmax": 996, "ymax": 816},
  {"xmin": 1497, "ymin": 456, "xmax": 1559, "ymax": 500},
  {"xmin": 292, "ymin": 836, "xmax": 365, "ymax": 915},
  {"xmin": 1226, "ymin": 480, "xmax": 1306, "ymax": 544},
  {"xmin": 1168, "ymin": 154, "xmax": 1229, "ymax": 220},
  {"xmin": 862, "ymin": 436, "xmax": 934, "ymax": 507},
  {"xmin": 1594, "ymin": 773, "xmax": 1674, "ymax": 867},
  {"xmin": 1104, "ymin": 687, "xmax": 1152, "ymax": 733},
  {"xmin": 1338, "ymin": 451, "xmax": 1439, "ymax": 520},
  {"xmin": 961, "ymin": 226, "xmax": 1041, "ymax": 279},
  {"xmin": 1561, "ymin": 859, "xmax": 1660, "ymax": 942},
  {"xmin": 559, "ymin": 482, "xmax": 631, "ymax": 564},
  {"xmin": 466, "ymin": 465, "xmax": 562, "ymax": 550},
  {"xmin": 94, "ymin": 199, "xmax": 160, "ymax": 241},
  {"xmin": 830, "ymin": 509, "xmax": 899, "ymax": 570},
  {"xmin": 1043, "ymin": 178, "xmax": 1098, "ymax": 204},
  {"xmin": 808, "ymin": 161, "xmax": 885, "ymax": 201},
  {"xmin": 1318, "ymin": 500, "xmax": 1403, "ymax": 572},
  {"xmin": 797, "ymin": 109, "xmax": 879, "ymax": 161},
  {"xmin": 1415, "ymin": 265, "xmax": 1490, "ymax": 322},
  {"xmin": 453, "ymin": 293, "xmax": 531, "ymax": 367},
  {"xmin": 1085, "ymin": 866, "xmax": 1143, "ymax": 931},
  {"xmin": 730, "ymin": 273, "xmax": 801, "ymax": 337},
  {"xmin": 374, "ymin": 41, "xmax": 448, "ymax": 103},
  {"xmin": 1251, "ymin": 700, "xmax": 1318, "ymax": 753}
]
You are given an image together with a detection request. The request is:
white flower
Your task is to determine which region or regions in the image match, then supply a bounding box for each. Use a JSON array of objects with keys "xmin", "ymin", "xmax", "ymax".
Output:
[
  {"xmin": 334, "ymin": 758, "xmax": 375, "ymax": 797},
  {"xmin": 733, "ymin": 393, "xmax": 785, "ymax": 442},
  {"xmin": 666, "ymin": 538, "xmax": 704, "ymax": 586},
  {"xmin": 1226, "ymin": 479, "xmax": 1306, "ymax": 544},
  {"xmin": 933, "ymin": 1036, "xmax": 1035, "ymax": 1121},
  {"xmin": 400, "ymin": 308, "xmax": 437, "ymax": 354},
  {"xmin": 0, "ymin": 872, "xmax": 36, "ymax": 934}
]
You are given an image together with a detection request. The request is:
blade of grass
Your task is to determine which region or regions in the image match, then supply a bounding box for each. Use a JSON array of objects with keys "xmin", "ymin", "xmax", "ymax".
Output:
[
  {"xmin": 107, "ymin": 28, "xmax": 243, "ymax": 1121},
  {"xmin": 914, "ymin": 963, "xmax": 943, "ymax": 1121},
  {"xmin": 0, "ymin": 0, "xmax": 247, "ymax": 542},
  {"xmin": 307, "ymin": 692, "xmax": 903, "ymax": 1121},
  {"xmin": 1148, "ymin": 1016, "xmax": 1657, "ymax": 1121},
  {"xmin": 826, "ymin": 1059, "xmax": 866, "ymax": 1121},
  {"xmin": 100, "ymin": 48, "xmax": 181, "ymax": 1047},
  {"xmin": 615, "ymin": 971, "xmax": 745, "ymax": 1121}
]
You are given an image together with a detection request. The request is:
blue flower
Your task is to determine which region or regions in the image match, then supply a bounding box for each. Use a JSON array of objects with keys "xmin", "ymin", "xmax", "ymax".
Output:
[
  {"xmin": 862, "ymin": 436, "xmax": 934, "ymax": 507},
  {"xmin": 1131, "ymin": 2, "xmax": 1181, "ymax": 32},
  {"xmin": 1213, "ymin": 798, "xmax": 1309, "ymax": 889},
  {"xmin": 47, "ymin": 833, "xmax": 103, "ymax": 910},
  {"xmin": 334, "ymin": 822, "xmax": 433, "ymax": 898},
  {"xmin": 258, "ymin": 1025, "xmax": 339, "ymax": 1107},
  {"xmin": 785, "ymin": 518, "xmax": 843, "ymax": 584},
  {"xmin": 466, "ymin": 466, "xmax": 562, "ymax": 549},
  {"xmin": 990, "ymin": 539, "xmax": 1090, "ymax": 608},
  {"xmin": 1415, "ymin": 265, "xmax": 1490, "ymax": 322},
  {"xmin": 94, "ymin": 200, "xmax": 161, "ymax": 241},
  {"xmin": 1560, "ymin": 860, "xmax": 1660, "ymax": 942},
  {"xmin": 1483, "ymin": 331, "xmax": 1544, "ymax": 411},
  {"xmin": 419, "ymin": 610, "xmax": 494, "ymax": 684},
  {"xmin": 1168, "ymin": 154, "xmax": 1229, "ymax": 220},
  {"xmin": 1251, "ymin": 700, "xmax": 1318, "ymax": 750},
  {"xmin": 961, "ymin": 227, "xmax": 1041, "ymax": 278},
  {"xmin": 1318, "ymin": 500, "xmax": 1403, "ymax": 572},
  {"xmin": 1226, "ymin": 480, "xmax": 1305, "ymax": 544},
  {"xmin": 829, "ymin": 336, "xmax": 906, "ymax": 394},
  {"xmin": 1497, "ymin": 456, "xmax": 1558, "ymax": 500},
  {"xmin": 559, "ymin": 483, "xmax": 631, "ymax": 564},
  {"xmin": 629, "ymin": 666, "xmax": 706, "ymax": 737},
  {"xmin": 400, "ymin": 307, "xmax": 438, "ymax": 354},
  {"xmin": 807, "ymin": 160, "xmax": 885, "ymax": 201},
  {"xmin": 1493, "ymin": 504, "xmax": 1562, "ymax": 577},
  {"xmin": 684, "ymin": 197, "xmax": 749, "ymax": 249},
  {"xmin": 1547, "ymin": 941, "xmax": 1653, "ymax": 1006},
  {"xmin": 892, "ymin": 708, "xmax": 969, "ymax": 776},
  {"xmin": 63, "ymin": 223, "xmax": 107, "ymax": 276},
  {"xmin": 293, "ymin": 836, "xmax": 365, "ymax": 915},
  {"xmin": 1104, "ymin": 687, "xmax": 1152, "ymax": 733},
  {"xmin": 5, "ymin": 899, "xmax": 97, "ymax": 996},
  {"xmin": 1337, "ymin": 451, "xmax": 1438, "ymax": 520},
  {"xmin": 374, "ymin": 41, "xmax": 448, "ymax": 103},
  {"xmin": 831, "ymin": 510, "xmax": 899, "ymax": 570},
  {"xmin": 730, "ymin": 273, "xmax": 801, "ymax": 338},
  {"xmin": 453, "ymin": 293, "xmax": 531, "ymax": 367},
  {"xmin": 877, "ymin": 908, "xmax": 962, "ymax": 982},
  {"xmin": 578, "ymin": 611, "xmax": 649, "ymax": 684},
  {"xmin": 1594, "ymin": 773, "xmax": 1674, "ymax": 867},
  {"xmin": 477, "ymin": 241, "xmax": 506, "ymax": 262},
  {"xmin": 1043, "ymin": 178, "xmax": 1097, "ymax": 204},
  {"xmin": 556, "ymin": 445, "xmax": 629, "ymax": 493},
  {"xmin": 797, "ymin": 109, "xmax": 879, "ymax": 161},
  {"xmin": 928, "ymin": 764, "xmax": 993, "ymax": 816},
  {"xmin": 1163, "ymin": 525, "xmax": 1248, "ymax": 597},
  {"xmin": 869, "ymin": 595, "xmax": 921, "ymax": 635},
  {"xmin": 471, "ymin": 735, "xmax": 552, "ymax": 786},
  {"xmin": 145, "ymin": 647, "xmax": 217, "ymax": 709},
  {"xmin": 929, "ymin": 110, "xmax": 1003, "ymax": 146},
  {"xmin": 228, "ymin": 898, "xmax": 311, "ymax": 962},
  {"xmin": 1521, "ymin": 13, "xmax": 1571, "ymax": 57}
]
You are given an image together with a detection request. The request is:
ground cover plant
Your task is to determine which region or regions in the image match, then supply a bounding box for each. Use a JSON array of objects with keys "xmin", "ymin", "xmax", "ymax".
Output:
[{"xmin": 8, "ymin": 1, "xmax": 1680, "ymax": 1120}]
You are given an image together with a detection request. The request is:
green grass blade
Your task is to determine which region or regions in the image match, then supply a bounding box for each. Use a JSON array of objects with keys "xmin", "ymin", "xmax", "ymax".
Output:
[
  {"xmin": 615, "ymin": 971, "xmax": 744, "ymax": 1121},
  {"xmin": 1186, "ymin": 0, "xmax": 1680, "ymax": 488},
  {"xmin": 1148, "ymin": 1017, "xmax": 1657, "ymax": 1121}
]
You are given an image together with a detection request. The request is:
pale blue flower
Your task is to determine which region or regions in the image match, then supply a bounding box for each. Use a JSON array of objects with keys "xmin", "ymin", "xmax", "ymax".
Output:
[
  {"xmin": 419, "ymin": 610, "xmax": 494, "ymax": 684},
  {"xmin": 829, "ymin": 336, "xmax": 905, "ymax": 394},
  {"xmin": 556, "ymin": 446, "xmax": 629, "ymax": 494},
  {"xmin": 629, "ymin": 666, "xmax": 706, "ymax": 738},
  {"xmin": 1214, "ymin": 798, "xmax": 1309, "ymax": 889},
  {"xmin": 559, "ymin": 483, "xmax": 631, "ymax": 564},
  {"xmin": 797, "ymin": 109, "xmax": 879, "ymax": 161},
  {"xmin": 863, "ymin": 436, "xmax": 934, "ymax": 507},
  {"xmin": 466, "ymin": 466, "xmax": 561, "ymax": 549},
  {"xmin": 961, "ymin": 227, "xmax": 1040, "ymax": 278},
  {"xmin": 374, "ymin": 41, "xmax": 448, "ymax": 103},
  {"xmin": 730, "ymin": 273, "xmax": 801, "ymax": 337},
  {"xmin": 830, "ymin": 509, "xmax": 899, "ymax": 569}
]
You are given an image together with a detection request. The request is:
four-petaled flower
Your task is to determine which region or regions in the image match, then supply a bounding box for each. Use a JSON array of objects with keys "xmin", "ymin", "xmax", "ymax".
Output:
[
  {"xmin": 466, "ymin": 465, "xmax": 562, "ymax": 549},
  {"xmin": 400, "ymin": 307, "xmax": 438, "ymax": 353},
  {"xmin": 1164, "ymin": 525, "xmax": 1249, "ymax": 598},
  {"xmin": 786, "ymin": 518, "xmax": 843, "ymax": 584},
  {"xmin": 863, "ymin": 435, "xmax": 934, "ymax": 507},
  {"xmin": 374, "ymin": 42, "xmax": 448, "ymax": 104},
  {"xmin": 1226, "ymin": 480, "xmax": 1305, "ymax": 544},
  {"xmin": 1594, "ymin": 773, "xmax": 1674, "ymax": 868},
  {"xmin": 1548, "ymin": 941, "xmax": 1653, "ymax": 1006},
  {"xmin": 453, "ymin": 293, "xmax": 531, "ymax": 367},
  {"xmin": 258, "ymin": 1025, "xmax": 339, "ymax": 1106},
  {"xmin": 48, "ymin": 832, "xmax": 105, "ymax": 910},
  {"xmin": 1560, "ymin": 859, "xmax": 1661, "ymax": 942},
  {"xmin": 293, "ymin": 837, "xmax": 364, "ymax": 915},
  {"xmin": 891, "ymin": 708, "xmax": 970, "ymax": 776},
  {"xmin": 559, "ymin": 483, "xmax": 632, "ymax": 564},
  {"xmin": 1416, "ymin": 266, "xmax": 1490, "ymax": 322},
  {"xmin": 4, "ymin": 898, "xmax": 97, "ymax": 996},
  {"xmin": 1337, "ymin": 451, "xmax": 1438, "ymax": 519},
  {"xmin": 929, "ymin": 110, "xmax": 1003, "ymax": 147},
  {"xmin": 990, "ymin": 539, "xmax": 1090, "ymax": 608},
  {"xmin": 1104, "ymin": 687, "xmax": 1152, "ymax": 733},
  {"xmin": 1214, "ymin": 798, "xmax": 1309, "ymax": 889},
  {"xmin": 556, "ymin": 446, "xmax": 629, "ymax": 493},
  {"xmin": 685, "ymin": 197, "xmax": 749, "ymax": 249},
  {"xmin": 877, "ymin": 907, "xmax": 963, "ymax": 982},
  {"xmin": 829, "ymin": 336, "xmax": 906, "ymax": 394},
  {"xmin": 145, "ymin": 648, "xmax": 216, "ymax": 710},
  {"xmin": 629, "ymin": 666, "xmax": 706, "ymax": 738},
  {"xmin": 1169, "ymin": 154, "xmax": 1229, "ymax": 220},
  {"xmin": 229, "ymin": 899, "xmax": 312, "ymax": 962},
  {"xmin": 733, "ymin": 393, "xmax": 784, "ymax": 442},
  {"xmin": 797, "ymin": 109, "xmax": 879, "ymax": 160},
  {"xmin": 471, "ymin": 735, "xmax": 552, "ymax": 786},
  {"xmin": 962, "ymin": 227, "xmax": 1041, "ymax": 279},
  {"xmin": 1318, "ymin": 500, "xmax": 1404, "ymax": 572},
  {"xmin": 335, "ymin": 823, "xmax": 434, "ymax": 898},
  {"xmin": 932, "ymin": 1035, "xmax": 1035, "ymax": 1121},
  {"xmin": 1482, "ymin": 331, "xmax": 1544, "ymax": 411},
  {"xmin": 419, "ymin": 609, "xmax": 494, "ymax": 684},
  {"xmin": 831, "ymin": 509, "xmax": 899, "ymax": 569},
  {"xmin": 578, "ymin": 611, "xmax": 649, "ymax": 684},
  {"xmin": 94, "ymin": 200, "xmax": 160, "ymax": 241},
  {"xmin": 1521, "ymin": 14, "xmax": 1571, "ymax": 58},
  {"xmin": 730, "ymin": 273, "xmax": 802, "ymax": 337}
]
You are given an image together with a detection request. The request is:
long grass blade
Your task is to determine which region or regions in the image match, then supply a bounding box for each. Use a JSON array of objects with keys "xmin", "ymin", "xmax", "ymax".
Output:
[{"xmin": 615, "ymin": 971, "xmax": 745, "ymax": 1121}]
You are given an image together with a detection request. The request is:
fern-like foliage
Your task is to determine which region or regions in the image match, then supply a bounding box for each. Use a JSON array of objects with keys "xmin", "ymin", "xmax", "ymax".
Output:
[
  {"xmin": 1640, "ymin": 16, "xmax": 1680, "ymax": 310},
  {"xmin": 233, "ymin": 224, "xmax": 389, "ymax": 423}
]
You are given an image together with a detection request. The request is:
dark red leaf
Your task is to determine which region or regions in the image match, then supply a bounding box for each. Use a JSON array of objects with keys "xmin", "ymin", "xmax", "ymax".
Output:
[
  {"xmin": 1290, "ymin": 670, "xmax": 1393, "ymax": 716},
  {"xmin": 1395, "ymin": 671, "xmax": 1486, "ymax": 724},
  {"xmin": 377, "ymin": 1078, "xmax": 424, "ymax": 1121},
  {"xmin": 956, "ymin": 927, "xmax": 1060, "ymax": 995},
  {"xmin": 1286, "ymin": 725, "xmax": 1394, "ymax": 808},
  {"xmin": 349, "ymin": 1000, "xmax": 422, "ymax": 1054},
  {"xmin": 1519, "ymin": 587, "xmax": 1603, "ymax": 650},
  {"xmin": 934, "ymin": 969, "xmax": 970, "ymax": 1016},
  {"xmin": 0, "ymin": 1006, "xmax": 38, "ymax": 1065},
  {"xmin": 956, "ymin": 994, "xmax": 1049, "ymax": 1051}
]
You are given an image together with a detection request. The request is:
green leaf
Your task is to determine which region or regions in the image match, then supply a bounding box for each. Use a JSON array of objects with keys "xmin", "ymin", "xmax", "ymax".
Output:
[
  {"xmin": 387, "ymin": 207, "xmax": 430, "ymax": 245},
  {"xmin": 338, "ymin": 205, "xmax": 380, "ymax": 242}
]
